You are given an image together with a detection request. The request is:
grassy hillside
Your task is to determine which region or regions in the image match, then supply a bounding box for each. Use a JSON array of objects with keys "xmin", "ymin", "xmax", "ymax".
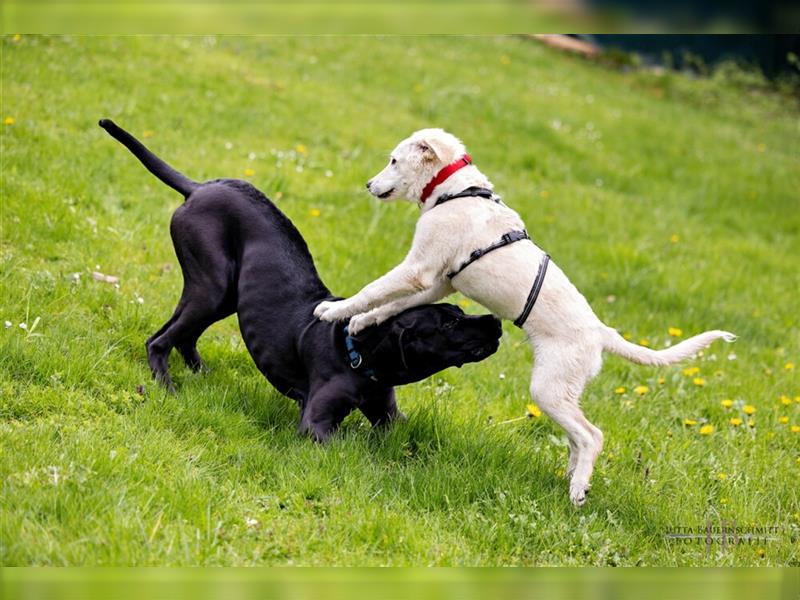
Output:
[{"xmin": 1, "ymin": 35, "xmax": 798, "ymax": 565}]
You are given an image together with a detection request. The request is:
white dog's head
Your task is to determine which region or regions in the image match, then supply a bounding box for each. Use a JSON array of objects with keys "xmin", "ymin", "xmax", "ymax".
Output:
[{"xmin": 366, "ymin": 128, "xmax": 467, "ymax": 203}]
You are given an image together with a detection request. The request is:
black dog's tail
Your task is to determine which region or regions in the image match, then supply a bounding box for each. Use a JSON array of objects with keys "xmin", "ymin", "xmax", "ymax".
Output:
[{"xmin": 99, "ymin": 118, "xmax": 199, "ymax": 198}]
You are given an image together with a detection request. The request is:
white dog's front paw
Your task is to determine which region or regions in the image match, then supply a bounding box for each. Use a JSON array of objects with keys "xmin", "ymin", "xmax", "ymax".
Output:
[
  {"xmin": 347, "ymin": 313, "xmax": 376, "ymax": 336},
  {"xmin": 313, "ymin": 300, "xmax": 335, "ymax": 319},
  {"xmin": 314, "ymin": 299, "xmax": 356, "ymax": 322}
]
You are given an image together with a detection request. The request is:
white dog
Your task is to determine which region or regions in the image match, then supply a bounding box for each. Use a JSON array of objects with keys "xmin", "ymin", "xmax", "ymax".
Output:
[{"xmin": 314, "ymin": 128, "xmax": 735, "ymax": 506}]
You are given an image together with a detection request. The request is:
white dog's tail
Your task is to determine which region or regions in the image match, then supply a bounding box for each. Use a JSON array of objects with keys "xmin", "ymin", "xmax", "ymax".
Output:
[{"xmin": 602, "ymin": 327, "xmax": 736, "ymax": 366}]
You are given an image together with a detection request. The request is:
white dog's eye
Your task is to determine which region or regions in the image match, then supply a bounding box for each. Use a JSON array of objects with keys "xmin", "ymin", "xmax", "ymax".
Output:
[{"xmin": 390, "ymin": 158, "xmax": 397, "ymax": 165}]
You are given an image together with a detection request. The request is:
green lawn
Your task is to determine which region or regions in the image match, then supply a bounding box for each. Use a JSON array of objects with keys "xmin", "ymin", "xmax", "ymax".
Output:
[{"xmin": 1, "ymin": 35, "xmax": 798, "ymax": 566}]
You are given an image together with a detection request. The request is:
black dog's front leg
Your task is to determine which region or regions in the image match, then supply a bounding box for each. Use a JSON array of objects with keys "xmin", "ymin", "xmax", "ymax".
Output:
[
  {"xmin": 298, "ymin": 379, "xmax": 358, "ymax": 442},
  {"xmin": 359, "ymin": 387, "xmax": 406, "ymax": 428}
]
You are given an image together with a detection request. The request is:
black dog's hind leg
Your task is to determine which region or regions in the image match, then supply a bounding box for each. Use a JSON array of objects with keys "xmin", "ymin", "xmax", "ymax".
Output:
[
  {"xmin": 146, "ymin": 309, "xmax": 181, "ymax": 392},
  {"xmin": 146, "ymin": 289, "xmax": 234, "ymax": 392},
  {"xmin": 148, "ymin": 207, "xmax": 237, "ymax": 391},
  {"xmin": 176, "ymin": 330, "xmax": 210, "ymax": 373}
]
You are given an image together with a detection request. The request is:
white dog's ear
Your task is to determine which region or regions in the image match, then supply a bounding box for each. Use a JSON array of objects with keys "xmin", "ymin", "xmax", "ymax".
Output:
[
  {"xmin": 417, "ymin": 142, "xmax": 437, "ymax": 162},
  {"xmin": 418, "ymin": 136, "xmax": 458, "ymax": 164}
]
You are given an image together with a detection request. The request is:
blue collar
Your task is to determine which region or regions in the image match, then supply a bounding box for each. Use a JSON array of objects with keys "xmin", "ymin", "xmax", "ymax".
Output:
[{"xmin": 344, "ymin": 326, "xmax": 378, "ymax": 382}]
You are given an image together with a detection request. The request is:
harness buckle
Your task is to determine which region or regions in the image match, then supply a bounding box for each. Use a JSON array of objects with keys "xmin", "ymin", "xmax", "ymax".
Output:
[{"xmin": 350, "ymin": 354, "xmax": 363, "ymax": 369}]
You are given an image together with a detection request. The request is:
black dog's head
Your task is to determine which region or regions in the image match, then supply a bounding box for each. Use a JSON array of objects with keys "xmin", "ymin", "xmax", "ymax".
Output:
[{"xmin": 352, "ymin": 304, "xmax": 502, "ymax": 386}]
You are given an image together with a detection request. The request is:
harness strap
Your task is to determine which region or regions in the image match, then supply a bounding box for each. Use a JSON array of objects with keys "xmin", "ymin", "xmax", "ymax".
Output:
[
  {"xmin": 447, "ymin": 229, "xmax": 530, "ymax": 279},
  {"xmin": 434, "ymin": 186, "xmax": 499, "ymax": 207},
  {"xmin": 513, "ymin": 254, "xmax": 550, "ymax": 328},
  {"xmin": 433, "ymin": 186, "xmax": 550, "ymax": 328},
  {"xmin": 343, "ymin": 326, "xmax": 378, "ymax": 381}
]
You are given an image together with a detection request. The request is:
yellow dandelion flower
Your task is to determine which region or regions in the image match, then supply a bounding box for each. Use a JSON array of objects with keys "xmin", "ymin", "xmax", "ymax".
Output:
[
  {"xmin": 791, "ymin": 425, "xmax": 800, "ymax": 433},
  {"xmin": 743, "ymin": 404, "xmax": 756, "ymax": 415},
  {"xmin": 458, "ymin": 298, "xmax": 471, "ymax": 308},
  {"xmin": 526, "ymin": 403, "xmax": 541, "ymax": 418},
  {"xmin": 683, "ymin": 418, "xmax": 697, "ymax": 427},
  {"xmin": 721, "ymin": 399, "xmax": 733, "ymax": 408},
  {"xmin": 780, "ymin": 395, "xmax": 792, "ymax": 406},
  {"xmin": 779, "ymin": 416, "xmax": 789, "ymax": 424},
  {"xmin": 639, "ymin": 338, "xmax": 650, "ymax": 347},
  {"xmin": 614, "ymin": 386, "xmax": 626, "ymax": 394},
  {"xmin": 3, "ymin": 117, "xmax": 14, "ymax": 125},
  {"xmin": 658, "ymin": 377, "xmax": 666, "ymax": 385},
  {"xmin": 500, "ymin": 55, "xmax": 511, "ymax": 65},
  {"xmin": 720, "ymin": 497, "xmax": 728, "ymax": 505},
  {"xmin": 634, "ymin": 385, "xmax": 649, "ymax": 396},
  {"xmin": 693, "ymin": 377, "xmax": 706, "ymax": 387},
  {"xmin": 729, "ymin": 417, "xmax": 742, "ymax": 427},
  {"xmin": 623, "ymin": 332, "xmax": 632, "ymax": 341},
  {"xmin": 670, "ymin": 234, "xmax": 679, "ymax": 243},
  {"xmin": 12, "ymin": 34, "xmax": 21, "ymax": 42},
  {"xmin": 699, "ymin": 424, "xmax": 714, "ymax": 435},
  {"xmin": 748, "ymin": 419, "xmax": 756, "ymax": 428},
  {"xmin": 666, "ymin": 430, "xmax": 673, "ymax": 437},
  {"xmin": 756, "ymin": 548, "xmax": 765, "ymax": 558},
  {"xmin": 785, "ymin": 362, "xmax": 794, "ymax": 370},
  {"xmin": 795, "ymin": 396, "xmax": 800, "ymax": 404},
  {"xmin": 539, "ymin": 190, "xmax": 550, "ymax": 199},
  {"xmin": 295, "ymin": 143, "xmax": 308, "ymax": 155},
  {"xmin": 244, "ymin": 168, "xmax": 255, "ymax": 177},
  {"xmin": 142, "ymin": 130, "xmax": 154, "ymax": 138},
  {"xmin": 683, "ymin": 366, "xmax": 700, "ymax": 377},
  {"xmin": 717, "ymin": 472, "xmax": 727, "ymax": 480},
  {"xmin": 668, "ymin": 327, "xmax": 683, "ymax": 337},
  {"xmin": 309, "ymin": 208, "xmax": 321, "ymax": 217}
]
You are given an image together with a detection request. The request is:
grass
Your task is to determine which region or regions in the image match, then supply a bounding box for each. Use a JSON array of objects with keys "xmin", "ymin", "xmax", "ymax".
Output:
[{"xmin": 1, "ymin": 35, "xmax": 799, "ymax": 566}]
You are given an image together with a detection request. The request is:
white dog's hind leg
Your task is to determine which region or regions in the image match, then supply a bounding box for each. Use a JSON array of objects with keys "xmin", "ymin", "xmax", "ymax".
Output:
[{"xmin": 530, "ymin": 347, "xmax": 604, "ymax": 507}]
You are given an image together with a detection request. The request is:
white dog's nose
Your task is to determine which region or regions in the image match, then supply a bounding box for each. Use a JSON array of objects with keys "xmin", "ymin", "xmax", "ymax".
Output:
[{"xmin": 366, "ymin": 181, "xmax": 372, "ymax": 190}]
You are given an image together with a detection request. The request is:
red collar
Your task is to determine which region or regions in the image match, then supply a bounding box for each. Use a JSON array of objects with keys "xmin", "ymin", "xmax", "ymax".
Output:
[{"xmin": 419, "ymin": 154, "xmax": 472, "ymax": 204}]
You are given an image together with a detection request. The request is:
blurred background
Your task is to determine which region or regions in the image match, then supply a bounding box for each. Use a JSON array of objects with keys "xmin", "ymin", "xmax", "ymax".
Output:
[
  {"xmin": 2, "ymin": 567, "xmax": 798, "ymax": 599},
  {"xmin": 2, "ymin": 0, "xmax": 799, "ymax": 34}
]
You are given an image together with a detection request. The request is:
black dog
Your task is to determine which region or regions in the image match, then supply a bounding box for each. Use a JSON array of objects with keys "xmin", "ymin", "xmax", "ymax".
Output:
[{"xmin": 99, "ymin": 119, "xmax": 502, "ymax": 440}]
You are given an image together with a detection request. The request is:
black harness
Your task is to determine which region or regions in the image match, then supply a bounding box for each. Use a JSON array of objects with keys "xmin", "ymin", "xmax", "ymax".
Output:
[{"xmin": 433, "ymin": 187, "xmax": 550, "ymax": 328}]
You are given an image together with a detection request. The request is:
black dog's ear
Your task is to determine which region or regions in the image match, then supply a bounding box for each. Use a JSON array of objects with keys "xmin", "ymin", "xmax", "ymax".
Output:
[{"xmin": 395, "ymin": 318, "xmax": 418, "ymax": 335}]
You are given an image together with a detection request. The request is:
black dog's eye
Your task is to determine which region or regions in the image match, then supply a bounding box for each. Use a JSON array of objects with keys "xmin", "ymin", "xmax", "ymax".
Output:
[
  {"xmin": 442, "ymin": 321, "xmax": 456, "ymax": 331},
  {"xmin": 391, "ymin": 158, "xmax": 397, "ymax": 165}
]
